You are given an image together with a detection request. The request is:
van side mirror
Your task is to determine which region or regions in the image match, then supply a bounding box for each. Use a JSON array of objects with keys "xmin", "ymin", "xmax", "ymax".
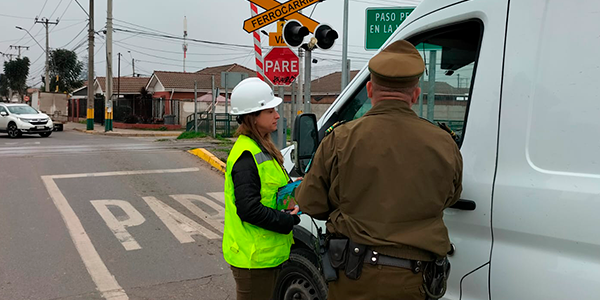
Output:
[
  {"xmin": 292, "ymin": 113, "xmax": 319, "ymax": 175},
  {"xmin": 0, "ymin": 111, "xmax": 7, "ymax": 117}
]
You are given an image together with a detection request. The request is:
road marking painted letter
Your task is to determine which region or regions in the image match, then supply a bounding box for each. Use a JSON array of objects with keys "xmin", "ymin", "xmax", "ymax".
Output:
[
  {"xmin": 142, "ymin": 196, "xmax": 220, "ymax": 243},
  {"xmin": 91, "ymin": 200, "xmax": 146, "ymax": 251},
  {"xmin": 170, "ymin": 194, "xmax": 225, "ymax": 234}
]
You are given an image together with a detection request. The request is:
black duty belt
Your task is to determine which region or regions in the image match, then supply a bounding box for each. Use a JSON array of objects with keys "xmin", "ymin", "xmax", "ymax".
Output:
[{"xmin": 363, "ymin": 250, "xmax": 423, "ymax": 273}]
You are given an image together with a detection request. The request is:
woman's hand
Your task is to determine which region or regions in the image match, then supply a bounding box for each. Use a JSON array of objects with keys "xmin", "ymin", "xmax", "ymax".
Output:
[{"xmin": 289, "ymin": 205, "xmax": 300, "ymax": 215}]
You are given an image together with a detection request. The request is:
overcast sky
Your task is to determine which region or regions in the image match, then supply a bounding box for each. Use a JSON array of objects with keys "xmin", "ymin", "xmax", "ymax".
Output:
[{"xmin": 0, "ymin": 0, "xmax": 423, "ymax": 87}]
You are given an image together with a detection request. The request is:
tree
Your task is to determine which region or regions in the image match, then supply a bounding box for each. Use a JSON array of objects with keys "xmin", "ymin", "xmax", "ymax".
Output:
[
  {"xmin": 0, "ymin": 73, "xmax": 8, "ymax": 100},
  {"xmin": 3, "ymin": 57, "xmax": 30, "ymax": 99},
  {"xmin": 48, "ymin": 49, "xmax": 84, "ymax": 93}
]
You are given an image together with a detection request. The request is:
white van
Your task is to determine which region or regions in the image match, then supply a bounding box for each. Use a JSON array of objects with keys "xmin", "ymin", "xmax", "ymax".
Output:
[{"xmin": 274, "ymin": 0, "xmax": 600, "ymax": 299}]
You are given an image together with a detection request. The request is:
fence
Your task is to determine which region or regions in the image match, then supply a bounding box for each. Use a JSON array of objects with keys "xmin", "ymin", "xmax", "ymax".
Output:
[{"xmin": 186, "ymin": 112, "xmax": 237, "ymax": 137}]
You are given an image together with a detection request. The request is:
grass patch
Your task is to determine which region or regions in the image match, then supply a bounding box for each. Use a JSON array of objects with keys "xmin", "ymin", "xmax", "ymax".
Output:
[
  {"xmin": 215, "ymin": 134, "xmax": 233, "ymax": 142},
  {"xmin": 177, "ymin": 131, "xmax": 207, "ymax": 139},
  {"xmin": 78, "ymin": 120, "xmax": 87, "ymax": 124}
]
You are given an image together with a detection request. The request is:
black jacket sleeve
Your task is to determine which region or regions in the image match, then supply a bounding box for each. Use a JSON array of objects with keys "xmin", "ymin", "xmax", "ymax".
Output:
[{"xmin": 231, "ymin": 151, "xmax": 300, "ymax": 234}]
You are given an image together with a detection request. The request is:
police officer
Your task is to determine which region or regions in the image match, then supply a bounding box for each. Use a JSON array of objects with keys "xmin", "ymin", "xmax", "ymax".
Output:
[
  {"xmin": 296, "ymin": 40, "xmax": 463, "ymax": 300},
  {"xmin": 223, "ymin": 78, "xmax": 300, "ymax": 300}
]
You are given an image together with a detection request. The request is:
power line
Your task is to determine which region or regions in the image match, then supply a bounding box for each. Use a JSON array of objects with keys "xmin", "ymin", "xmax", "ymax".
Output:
[
  {"xmin": 113, "ymin": 18, "xmax": 174, "ymax": 37},
  {"xmin": 114, "ymin": 40, "xmax": 251, "ymax": 56},
  {"xmin": 74, "ymin": 0, "xmax": 89, "ymax": 17},
  {"xmin": 48, "ymin": 0, "xmax": 65, "ymax": 20},
  {"xmin": 0, "ymin": 14, "xmax": 37, "ymax": 20},
  {"xmin": 52, "ymin": 0, "xmax": 76, "ymax": 31},
  {"xmin": 112, "ymin": 28, "xmax": 253, "ymax": 50},
  {"xmin": 59, "ymin": 22, "xmax": 89, "ymax": 48},
  {"xmin": 38, "ymin": 0, "xmax": 50, "ymax": 17},
  {"xmin": 135, "ymin": 52, "xmax": 253, "ymax": 69}
]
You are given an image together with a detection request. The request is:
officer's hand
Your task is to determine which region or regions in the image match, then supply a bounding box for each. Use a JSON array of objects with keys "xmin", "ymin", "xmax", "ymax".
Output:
[{"xmin": 293, "ymin": 177, "xmax": 303, "ymax": 182}]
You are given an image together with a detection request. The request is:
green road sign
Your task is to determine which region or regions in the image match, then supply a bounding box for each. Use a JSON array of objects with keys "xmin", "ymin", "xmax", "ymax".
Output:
[
  {"xmin": 365, "ymin": 7, "xmax": 443, "ymax": 51},
  {"xmin": 365, "ymin": 7, "xmax": 414, "ymax": 50}
]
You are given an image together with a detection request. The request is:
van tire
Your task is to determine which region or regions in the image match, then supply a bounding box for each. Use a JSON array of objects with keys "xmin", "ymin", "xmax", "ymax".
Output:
[
  {"xmin": 7, "ymin": 123, "xmax": 21, "ymax": 138},
  {"xmin": 274, "ymin": 251, "xmax": 328, "ymax": 300}
]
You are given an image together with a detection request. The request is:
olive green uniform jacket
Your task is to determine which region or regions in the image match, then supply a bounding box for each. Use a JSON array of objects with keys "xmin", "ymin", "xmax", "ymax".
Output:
[{"xmin": 296, "ymin": 100, "xmax": 463, "ymax": 261}]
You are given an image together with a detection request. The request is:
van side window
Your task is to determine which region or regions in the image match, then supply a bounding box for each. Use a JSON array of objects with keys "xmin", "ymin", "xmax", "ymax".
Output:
[{"xmin": 335, "ymin": 20, "xmax": 483, "ymax": 146}]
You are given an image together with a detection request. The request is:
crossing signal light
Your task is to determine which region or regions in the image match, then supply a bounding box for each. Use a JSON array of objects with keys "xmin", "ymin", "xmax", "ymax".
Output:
[
  {"xmin": 283, "ymin": 20, "xmax": 309, "ymax": 47},
  {"xmin": 314, "ymin": 24, "xmax": 338, "ymax": 50}
]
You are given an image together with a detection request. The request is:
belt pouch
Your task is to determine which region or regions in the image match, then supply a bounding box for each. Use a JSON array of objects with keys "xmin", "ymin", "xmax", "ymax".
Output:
[{"xmin": 344, "ymin": 240, "xmax": 367, "ymax": 280}]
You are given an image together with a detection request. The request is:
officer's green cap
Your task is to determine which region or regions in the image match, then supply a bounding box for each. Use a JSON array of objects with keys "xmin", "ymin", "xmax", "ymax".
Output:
[{"xmin": 368, "ymin": 40, "xmax": 425, "ymax": 88}]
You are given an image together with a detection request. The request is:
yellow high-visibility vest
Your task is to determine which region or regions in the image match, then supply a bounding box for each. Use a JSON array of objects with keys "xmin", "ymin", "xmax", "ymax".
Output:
[{"xmin": 222, "ymin": 135, "xmax": 292, "ymax": 268}]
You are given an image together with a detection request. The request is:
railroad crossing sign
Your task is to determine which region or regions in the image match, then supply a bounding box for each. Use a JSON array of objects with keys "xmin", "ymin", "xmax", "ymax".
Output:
[
  {"xmin": 263, "ymin": 47, "xmax": 299, "ymax": 86},
  {"xmin": 269, "ymin": 21, "xmax": 286, "ymax": 47},
  {"xmin": 244, "ymin": 0, "xmax": 320, "ymax": 33}
]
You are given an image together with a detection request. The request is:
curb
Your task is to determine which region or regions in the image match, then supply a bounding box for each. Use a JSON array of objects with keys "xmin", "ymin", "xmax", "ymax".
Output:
[
  {"xmin": 188, "ymin": 148, "xmax": 226, "ymax": 174},
  {"xmin": 72, "ymin": 128, "xmax": 181, "ymax": 137}
]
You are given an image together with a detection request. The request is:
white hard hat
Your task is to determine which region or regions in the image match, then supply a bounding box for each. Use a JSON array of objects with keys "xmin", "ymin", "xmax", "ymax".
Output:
[{"xmin": 230, "ymin": 77, "xmax": 282, "ymax": 115}]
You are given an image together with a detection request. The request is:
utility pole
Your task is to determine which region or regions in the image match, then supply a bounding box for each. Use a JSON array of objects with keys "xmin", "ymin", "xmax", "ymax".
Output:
[
  {"xmin": 9, "ymin": 45, "xmax": 29, "ymax": 58},
  {"xmin": 87, "ymin": 0, "xmax": 95, "ymax": 130},
  {"xmin": 341, "ymin": 0, "xmax": 349, "ymax": 90},
  {"xmin": 35, "ymin": 17, "xmax": 59, "ymax": 92},
  {"xmin": 194, "ymin": 80, "xmax": 198, "ymax": 133},
  {"xmin": 183, "ymin": 16, "xmax": 188, "ymax": 73},
  {"xmin": 0, "ymin": 52, "xmax": 17, "ymax": 60},
  {"xmin": 105, "ymin": 0, "xmax": 113, "ymax": 131},
  {"xmin": 117, "ymin": 52, "xmax": 121, "ymax": 105},
  {"xmin": 127, "ymin": 50, "xmax": 135, "ymax": 77}
]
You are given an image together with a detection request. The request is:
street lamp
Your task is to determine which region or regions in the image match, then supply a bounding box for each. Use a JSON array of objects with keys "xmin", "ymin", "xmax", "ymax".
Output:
[{"xmin": 15, "ymin": 26, "xmax": 45, "ymax": 54}]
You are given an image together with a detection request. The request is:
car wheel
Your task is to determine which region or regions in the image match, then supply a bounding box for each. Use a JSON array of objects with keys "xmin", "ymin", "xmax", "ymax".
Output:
[
  {"xmin": 39, "ymin": 132, "xmax": 52, "ymax": 138},
  {"xmin": 7, "ymin": 123, "xmax": 21, "ymax": 138},
  {"xmin": 274, "ymin": 250, "xmax": 328, "ymax": 300}
]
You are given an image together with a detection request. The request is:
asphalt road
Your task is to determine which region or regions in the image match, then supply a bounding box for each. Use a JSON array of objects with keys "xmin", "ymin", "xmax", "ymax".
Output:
[{"xmin": 0, "ymin": 130, "xmax": 235, "ymax": 300}]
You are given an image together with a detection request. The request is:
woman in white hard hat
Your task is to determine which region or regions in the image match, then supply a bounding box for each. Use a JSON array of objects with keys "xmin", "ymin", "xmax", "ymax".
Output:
[{"xmin": 222, "ymin": 77, "xmax": 300, "ymax": 300}]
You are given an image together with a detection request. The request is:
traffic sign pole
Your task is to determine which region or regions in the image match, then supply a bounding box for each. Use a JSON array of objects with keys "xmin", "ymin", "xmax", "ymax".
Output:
[
  {"xmin": 250, "ymin": 2, "xmax": 266, "ymax": 82},
  {"xmin": 278, "ymin": 86, "xmax": 285, "ymax": 149},
  {"xmin": 303, "ymin": 49, "xmax": 311, "ymax": 113}
]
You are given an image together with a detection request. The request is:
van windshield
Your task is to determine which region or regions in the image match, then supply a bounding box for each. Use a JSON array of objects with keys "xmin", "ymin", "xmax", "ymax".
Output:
[{"xmin": 7, "ymin": 106, "xmax": 39, "ymax": 115}]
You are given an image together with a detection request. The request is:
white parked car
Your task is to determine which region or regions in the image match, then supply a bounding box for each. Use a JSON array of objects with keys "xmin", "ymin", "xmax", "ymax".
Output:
[{"xmin": 0, "ymin": 103, "xmax": 54, "ymax": 138}]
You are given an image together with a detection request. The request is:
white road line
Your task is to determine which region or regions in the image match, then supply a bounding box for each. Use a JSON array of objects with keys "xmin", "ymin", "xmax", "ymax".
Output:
[
  {"xmin": 42, "ymin": 176, "xmax": 129, "ymax": 300},
  {"xmin": 50, "ymin": 167, "xmax": 200, "ymax": 179},
  {"xmin": 41, "ymin": 167, "xmax": 201, "ymax": 300}
]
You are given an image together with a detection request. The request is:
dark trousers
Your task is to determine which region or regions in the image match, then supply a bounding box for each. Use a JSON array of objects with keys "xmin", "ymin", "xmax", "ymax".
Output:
[
  {"xmin": 230, "ymin": 265, "xmax": 280, "ymax": 300},
  {"xmin": 328, "ymin": 264, "xmax": 426, "ymax": 300}
]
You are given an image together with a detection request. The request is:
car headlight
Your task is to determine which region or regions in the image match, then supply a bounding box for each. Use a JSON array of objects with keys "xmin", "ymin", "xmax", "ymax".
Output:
[{"xmin": 18, "ymin": 117, "xmax": 31, "ymax": 123}]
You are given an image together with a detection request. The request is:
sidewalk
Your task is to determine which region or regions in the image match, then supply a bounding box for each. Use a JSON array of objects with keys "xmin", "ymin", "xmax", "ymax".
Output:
[{"xmin": 66, "ymin": 122, "xmax": 183, "ymax": 137}]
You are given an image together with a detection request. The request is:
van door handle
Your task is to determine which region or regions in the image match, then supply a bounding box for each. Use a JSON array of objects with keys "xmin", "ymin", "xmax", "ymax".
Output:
[{"xmin": 449, "ymin": 199, "xmax": 476, "ymax": 211}]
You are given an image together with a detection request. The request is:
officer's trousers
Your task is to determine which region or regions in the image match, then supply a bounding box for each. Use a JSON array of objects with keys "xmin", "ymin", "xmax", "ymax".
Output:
[
  {"xmin": 328, "ymin": 263, "xmax": 426, "ymax": 300},
  {"xmin": 230, "ymin": 265, "xmax": 280, "ymax": 300}
]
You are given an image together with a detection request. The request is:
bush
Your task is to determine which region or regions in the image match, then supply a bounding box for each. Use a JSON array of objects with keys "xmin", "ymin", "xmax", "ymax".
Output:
[{"xmin": 177, "ymin": 131, "xmax": 207, "ymax": 139}]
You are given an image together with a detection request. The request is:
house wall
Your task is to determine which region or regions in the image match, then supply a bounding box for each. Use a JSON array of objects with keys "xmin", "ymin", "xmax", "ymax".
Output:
[{"xmin": 38, "ymin": 92, "xmax": 69, "ymax": 118}]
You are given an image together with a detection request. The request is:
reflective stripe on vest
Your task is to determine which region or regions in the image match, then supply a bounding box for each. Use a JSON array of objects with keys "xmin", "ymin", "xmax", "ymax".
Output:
[{"xmin": 222, "ymin": 135, "xmax": 293, "ymax": 269}]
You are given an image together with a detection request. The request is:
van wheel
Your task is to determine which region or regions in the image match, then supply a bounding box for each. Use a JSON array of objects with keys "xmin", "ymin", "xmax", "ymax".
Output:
[
  {"xmin": 274, "ymin": 251, "xmax": 328, "ymax": 300},
  {"xmin": 7, "ymin": 123, "xmax": 21, "ymax": 138},
  {"xmin": 39, "ymin": 132, "xmax": 51, "ymax": 138}
]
